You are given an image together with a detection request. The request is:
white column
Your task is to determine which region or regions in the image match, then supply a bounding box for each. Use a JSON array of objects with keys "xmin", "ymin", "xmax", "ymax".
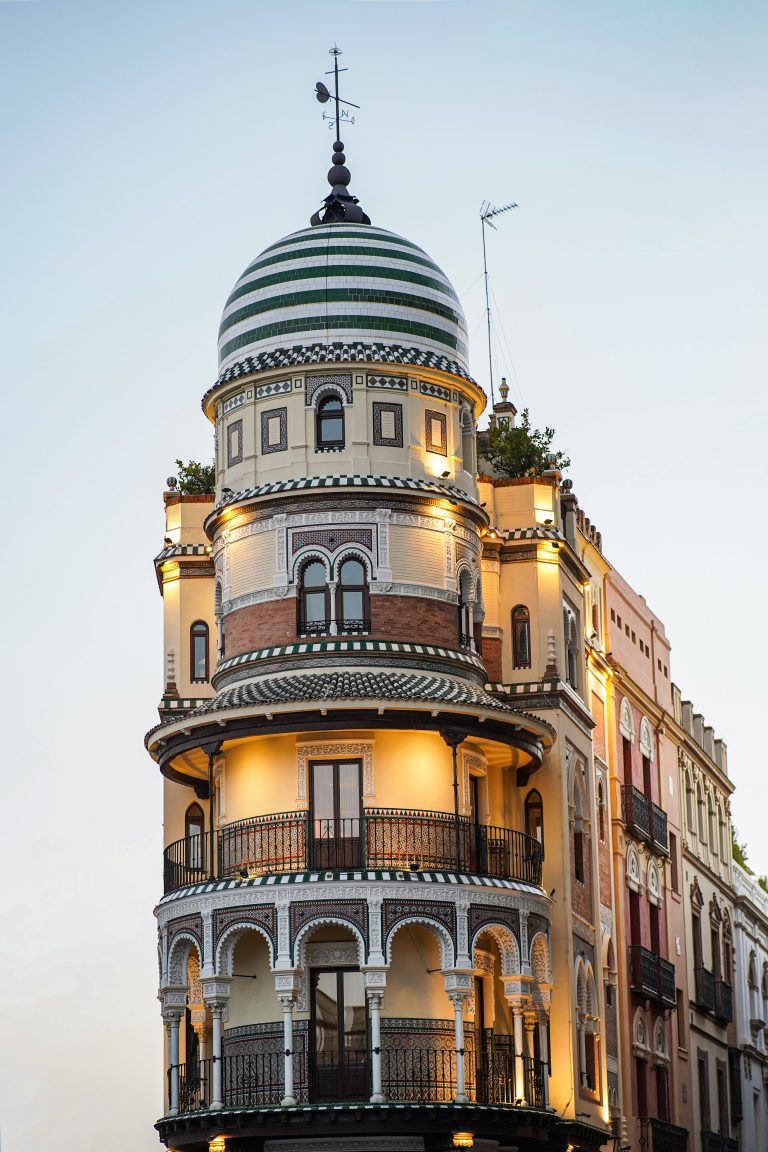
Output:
[
  {"xmin": 512, "ymin": 1006, "xmax": 526, "ymax": 1104},
  {"xmin": 538, "ymin": 1015, "xmax": 550, "ymax": 1108},
  {"xmin": 164, "ymin": 1009, "xmax": 182, "ymax": 1116},
  {"xmin": 577, "ymin": 1010, "xmax": 587, "ymax": 1089},
  {"xmin": 211, "ymin": 1005, "xmax": 224, "ymax": 1109},
  {"xmin": 279, "ymin": 994, "xmax": 297, "ymax": 1106},
  {"xmin": 368, "ymin": 991, "xmax": 385, "ymax": 1104},
  {"xmin": 450, "ymin": 992, "xmax": 469, "ymax": 1103},
  {"xmin": 328, "ymin": 581, "xmax": 338, "ymax": 635}
]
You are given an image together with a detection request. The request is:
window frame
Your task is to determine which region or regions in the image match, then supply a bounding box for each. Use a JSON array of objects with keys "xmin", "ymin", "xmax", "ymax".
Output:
[
  {"xmin": 190, "ymin": 620, "xmax": 210, "ymax": 683},
  {"xmin": 335, "ymin": 555, "xmax": 370, "ymax": 635},
  {"xmin": 298, "ymin": 559, "xmax": 331, "ymax": 636},
  {"xmin": 511, "ymin": 604, "xmax": 532, "ymax": 669},
  {"xmin": 315, "ymin": 393, "xmax": 345, "ymax": 450}
]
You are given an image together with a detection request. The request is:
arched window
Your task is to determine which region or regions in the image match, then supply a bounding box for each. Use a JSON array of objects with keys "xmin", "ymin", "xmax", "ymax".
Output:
[
  {"xmin": 458, "ymin": 570, "xmax": 473, "ymax": 648},
  {"xmin": 573, "ymin": 783, "xmax": 585, "ymax": 884},
  {"xmin": 718, "ymin": 806, "xmax": 727, "ymax": 860},
  {"xmin": 708, "ymin": 796, "xmax": 717, "ymax": 855},
  {"xmin": 525, "ymin": 789, "xmax": 544, "ymax": 857},
  {"xmin": 298, "ymin": 560, "xmax": 329, "ymax": 636},
  {"xmin": 190, "ymin": 621, "xmax": 209, "ymax": 683},
  {"xmin": 336, "ymin": 557, "xmax": 369, "ymax": 634},
  {"xmin": 185, "ymin": 803, "xmax": 205, "ymax": 871},
  {"xmin": 563, "ymin": 603, "xmax": 579, "ymax": 689},
  {"xmin": 697, "ymin": 783, "xmax": 706, "ymax": 842},
  {"xmin": 512, "ymin": 605, "xmax": 531, "ymax": 668},
  {"xmin": 316, "ymin": 394, "xmax": 345, "ymax": 449},
  {"xmin": 684, "ymin": 770, "xmax": 695, "ymax": 832},
  {"xmin": 214, "ymin": 580, "xmax": 224, "ymax": 659}
]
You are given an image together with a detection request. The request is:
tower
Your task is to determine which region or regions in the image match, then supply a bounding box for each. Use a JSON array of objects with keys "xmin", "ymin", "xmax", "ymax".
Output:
[{"xmin": 148, "ymin": 57, "xmax": 610, "ymax": 1152}]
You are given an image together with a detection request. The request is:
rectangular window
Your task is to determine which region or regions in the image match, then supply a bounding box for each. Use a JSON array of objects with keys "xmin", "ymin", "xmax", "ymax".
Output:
[
  {"xmin": 372, "ymin": 401, "xmax": 403, "ymax": 447},
  {"xmin": 669, "ymin": 832, "xmax": 679, "ymax": 892},
  {"xmin": 676, "ymin": 989, "xmax": 686, "ymax": 1048},
  {"xmin": 310, "ymin": 760, "xmax": 362, "ymax": 869},
  {"xmin": 698, "ymin": 1052, "xmax": 710, "ymax": 1131},
  {"xmin": 261, "ymin": 407, "xmax": 288, "ymax": 454},
  {"xmin": 610, "ymin": 608, "xmax": 616, "ymax": 622},
  {"xmin": 226, "ymin": 418, "xmax": 244, "ymax": 466},
  {"xmin": 425, "ymin": 409, "xmax": 447, "ymax": 454}
]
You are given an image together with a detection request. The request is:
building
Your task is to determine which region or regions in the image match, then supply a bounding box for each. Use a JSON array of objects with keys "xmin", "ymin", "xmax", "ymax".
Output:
[
  {"xmin": 673, "ymin": 688, "xmax": 738, "ymax": 1152},
  {"xmin": 731, "ymin": 863, "xmax": 768, "ymax": 1148},
  {"xmin": 146, "ymin": 111, "xmax": 611, "ymax": 1152}
]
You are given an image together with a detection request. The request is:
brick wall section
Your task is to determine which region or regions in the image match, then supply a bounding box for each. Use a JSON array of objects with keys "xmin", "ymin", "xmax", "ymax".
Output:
[
  {"xmin": 598, "ymin": 822, "xmax": 612, "ymax": 905},
  {"xmin": 570, "ymin": 833, "xmax": 594, "ymax": 922},
  {"xmin": 482, "ymin": 637, "xmax": 502, "ymax": 682},
  {"xmin": 223, "ymin": 594, "xmax": 464, "ymax": 658}
]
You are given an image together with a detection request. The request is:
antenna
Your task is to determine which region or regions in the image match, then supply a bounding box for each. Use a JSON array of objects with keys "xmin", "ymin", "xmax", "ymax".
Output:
[
  {"xmin": 480, "ymin": 200, "xmax": 517, "ymax": 404},
  {"xmin": 315, "ymin": 45, "xmax": 360, "ymax": 136}
]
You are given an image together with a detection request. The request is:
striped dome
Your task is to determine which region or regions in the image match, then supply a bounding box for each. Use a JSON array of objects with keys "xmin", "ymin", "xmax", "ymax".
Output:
[{"xmin": 218, "ymin": 223, "xmax": 468, "ymax": 375}]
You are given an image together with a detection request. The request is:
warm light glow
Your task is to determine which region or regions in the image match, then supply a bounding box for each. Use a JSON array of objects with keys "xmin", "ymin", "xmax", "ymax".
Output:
[
  {"xmin": 452, "ymin": 1134, "xmax": 474, "ymax": 1149},
  {"xmin": 209, "ymin": 1139, "xmax": 226, "ymax": 1152}
]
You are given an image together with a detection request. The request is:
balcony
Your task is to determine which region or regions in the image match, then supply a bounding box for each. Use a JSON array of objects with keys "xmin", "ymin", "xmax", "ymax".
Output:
[
  {"xmin": 695, "ymin": 966, "xmax": 716, "ymax": 1013},
  {"xmin": 297, "ymin": 619, "xmax": 372, "ymax": 638},
  {"xmin": 163, "ymin": 810, "xmax": 544, "ymax": 894},
  {"xmin": 621, "ymin": 785, "xmax": 669, "ymax": 855},
  {"xmin": 701, "ymin": 1133, "xmax": 738, "ymax": 1152},
  {"xmin": 715, "ymin": 980, "xmax": 733, "ymax": 1023},
  {"xmin": 641, "ymin": 1118, "xmax": 688, "ymax": 1152},
  {"xmin": 172, "ymin": 1041, "xmax": 548, "ymax": 1112},
  {"xmin": 628, "ymin": 945, "xmax": 676, "ymax": 1009}
]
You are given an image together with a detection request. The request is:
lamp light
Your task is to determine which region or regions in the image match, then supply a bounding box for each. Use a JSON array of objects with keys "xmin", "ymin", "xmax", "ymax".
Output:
[
  {"xmin": 209, "ymin": 1138, "xmax": 227, "ymax": 1152},
  {"xmin": 452, "ymin": 1134, "xmax": 474, "ymax": 1149}
]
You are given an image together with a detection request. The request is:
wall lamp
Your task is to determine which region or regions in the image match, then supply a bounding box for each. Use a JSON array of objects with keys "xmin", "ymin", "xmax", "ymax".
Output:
[
  {"xmin": 440, "ymin": 470, "xmax": 451, "ymax": 478},
  {"xmin": 451, "ymin": 1133, "xmax": 474, "ymax": 1149}
]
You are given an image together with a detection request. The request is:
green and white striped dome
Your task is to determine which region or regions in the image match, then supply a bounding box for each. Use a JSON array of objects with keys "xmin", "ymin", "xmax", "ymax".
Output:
[{"xmin": 217, "ymin": 223, "xmax": 468, "ymax": 375}]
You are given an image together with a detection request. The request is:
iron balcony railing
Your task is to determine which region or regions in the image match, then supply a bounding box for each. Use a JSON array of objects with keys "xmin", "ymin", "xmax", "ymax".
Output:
[
  {"xmin": 173, "ymin": 1039, "xmax": 548, "ymax": 1113},
  {"xmin": 163, "ymin": 809, "xmax": 544, "ymax": 894},
  {"xmin": 621, "ymin": 785, "xmax": 669, "ymax": 855},
  {"xmin": 695, "ymin": 966, "xmax": 716, "ymax": 1013},
  {"xmin": 701, "ymin": 1133, "xmax": 738, "ymax": 1152},
  {"xmin": 715, "ymin": 979, "xmax": 733, "ymax": 1023},
  {"xmin": 297, "ymin": 619, "xmax": 371, "ymax": 637},
  {"xmin": 640, "ymin": 1118, "xmax": 688, "ymax": 1152},
  {"xmin": 628, "ymin": 945, "xmax": 676, "ymax": 1009}
]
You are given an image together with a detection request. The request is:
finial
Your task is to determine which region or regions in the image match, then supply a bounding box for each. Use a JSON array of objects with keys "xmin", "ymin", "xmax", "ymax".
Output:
[{"xmin": 311, "ymin": 47, "xmax": 370, "ymax": 226}]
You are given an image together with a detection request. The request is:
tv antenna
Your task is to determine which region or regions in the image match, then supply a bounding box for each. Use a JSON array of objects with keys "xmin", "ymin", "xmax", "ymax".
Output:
[
  {"xmin": 480, "ymin": 200, "xmax": 517, "ymax": 404},
  {"xmin": 315, "ymin": 45, "xmax": 360, "ymax": 137}
]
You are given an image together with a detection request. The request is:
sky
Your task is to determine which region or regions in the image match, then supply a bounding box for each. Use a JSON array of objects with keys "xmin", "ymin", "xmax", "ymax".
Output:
[{"xmin": 0, "ymin": 1, "xmax": 766, "ymax": 1148}]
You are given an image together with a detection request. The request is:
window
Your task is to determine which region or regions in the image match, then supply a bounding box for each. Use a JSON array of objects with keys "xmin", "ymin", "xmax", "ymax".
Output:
[
  {"xmin": 669, "ymin": 832, "xmax": 679, "ymax": 893},
  {"xmin": 512, "ymin": 605, "xmax": 531, "ymax": 668},
  {"xmin": 698, "ymin": 1052, "xmax": 711, "ymax": 1131},
  {"xmin": 708, "ymin": 797, "xmax": 717, "ymax": 855},
  {"xmin": 190, "ymin": 621, "xmax": 209, "ymax": 682},
  {"xmin": 718, "ymin": 808, "xmax": 727, "ymax": 860},
  {"xmin": 336, "ymin": 557, "xmax": 369, "ymax": 634},
  {"xmin": 458, "ymin": 571, "xmax": 473, "ymax": 648},
  {"xmin": 563, "ymin": 603, "xmax": 579, "ymax": 689},
  {"xmin": 676, "ymin": 989, "xmax": 686, "ymax": 1048},
  {"xmin": 573, "ymin": 785, "xmax": 585, "ymax": 884},
  {"xmin": 685, "ymin": 771, "xmax": 695, "ymax": 833},
  {"xmin": 525, "ymin": 789, "xmax": 544, "ymax": 856},
  {"xmin": 185, "ymin": 803, "xmax": 205, "ymax": 871},
  {"xmin": 310, "ymin": 759, "xmax": 362, "ymax": 870},
  {"xmin": 597, "ymin": 779, "xmax": 606, "ymax": 841},
  {"xmin": 622, "ymin": 736, "xmax": 633, "ymax": 786},
  {"xmin": 316, "ymin": 394, "xmax": 345, "ymax": 449},
  {"xmin": 697, "ymin": 784, "xmax": 706, "ymax": 842},
  {"xmin": 298, "ymin": 560, "xmax": 329, "ymax": 635}
]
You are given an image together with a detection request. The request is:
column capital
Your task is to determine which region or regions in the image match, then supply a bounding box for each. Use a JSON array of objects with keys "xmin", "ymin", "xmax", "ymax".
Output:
[
  {"xmin": 161, "ymin": 1006, "xmax": 184, "ymax": 1026},
  {"xmin": 442, "ymin": 969, "xmax": 472, "ymax": 997},
  {"xmin": 201, "ymin": 977, "xmax": 231, "ymax": 1007},
  {"xmin": 362, "ymin": 967, "xmax": 388, "ymax": 995},
  {"xmin": 274, "ymin": 970, "xmax": 301, "ymax": 1002}
]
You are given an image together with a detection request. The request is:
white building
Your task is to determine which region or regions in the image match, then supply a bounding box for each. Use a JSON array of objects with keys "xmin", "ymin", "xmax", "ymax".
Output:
[{"xmin": 732, "ymin": 861, "xmax": 768, "ymax": 1150}]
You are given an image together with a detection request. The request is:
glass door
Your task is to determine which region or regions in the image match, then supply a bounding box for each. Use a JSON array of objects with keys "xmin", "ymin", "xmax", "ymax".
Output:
[
  {"xmin": 311, "ymin": 968, "xmax": 368, "ymax": 1101},
  {"xmin": 311, "ymin": 760, "xmax": 362, "ymax": 869}
]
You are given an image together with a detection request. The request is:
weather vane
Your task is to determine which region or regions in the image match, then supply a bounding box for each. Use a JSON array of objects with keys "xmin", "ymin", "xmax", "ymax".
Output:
[
  {"xmin": 480, "ymin": 200, "xmax": 517, "ymax": 404},
  {"xmin": 315, "ymin": 45, "xmax": 360, "ymax": 135},
  {"xmin": 310, "ymin": 46, "xmax": 370, "ymax": 226}
]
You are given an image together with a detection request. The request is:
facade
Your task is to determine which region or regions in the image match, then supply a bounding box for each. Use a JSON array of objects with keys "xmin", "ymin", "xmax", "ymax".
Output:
[
  {"xmin": 731, "ymin": 863, "xmax": 768, "ymax": 1150},
  {"xmin": 145, "ymin": 79, "xmax": 749, "ymax": 1152},
  {"xmin": 147, "ymin": 134, "xmax": 611, "ymax": 1152},
  {"xmin": 673, "ymin": 688, "xmax": 738, "ymax": 1152}
]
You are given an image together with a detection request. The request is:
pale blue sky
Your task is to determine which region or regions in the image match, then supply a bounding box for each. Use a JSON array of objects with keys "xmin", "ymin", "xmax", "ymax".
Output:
[{"xmin": 1, "ymin": 2, "xmax": 766, "ymax": 1148}]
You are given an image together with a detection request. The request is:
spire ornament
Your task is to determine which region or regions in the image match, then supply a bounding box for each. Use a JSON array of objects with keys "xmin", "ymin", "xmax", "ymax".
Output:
[{"xmin": 311, "ymin": 46, "xmax": 370, "ymax": 226}]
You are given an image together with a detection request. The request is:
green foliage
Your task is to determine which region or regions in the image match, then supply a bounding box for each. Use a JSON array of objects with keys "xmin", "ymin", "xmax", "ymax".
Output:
[
  {"xmin": 479, "ymin": 408, "xmax": 571, "ymax": 479},
  {"xmin": 758, "ymin": 875, "xmax": 768, "ymax": 895},
  {"xmin": 732, "ymin": 826, "xmax": 752, "ymax": 873},
  {"xmin": 174, "ymin": 459, "xmax": 215, "ymax": 495}
]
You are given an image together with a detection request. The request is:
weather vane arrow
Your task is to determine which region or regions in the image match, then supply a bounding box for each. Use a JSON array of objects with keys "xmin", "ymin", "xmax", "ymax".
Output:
[
  {"xmin": 310, "ymin": 46, "xmax": 370, "ymax": 227},
  {"xmin": 315, "ymin": 44, "xmax": 360, "ymax": 135}
]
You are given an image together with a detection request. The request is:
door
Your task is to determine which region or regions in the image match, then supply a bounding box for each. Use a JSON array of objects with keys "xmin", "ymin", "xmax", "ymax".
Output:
[
  {"xmin": 311, "ymin": 760, "xmax": 362, "ymax": 869},
  {"xmin": 474, "ymin": 976, "xmax": 487, "ymax": 1102},
  {"xmin": 311, "ymin": 968, "xmax": 368, "ymax": 1101}
]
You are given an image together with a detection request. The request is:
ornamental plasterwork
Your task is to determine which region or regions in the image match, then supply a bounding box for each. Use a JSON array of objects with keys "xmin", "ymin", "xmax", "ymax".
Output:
[
  {"xmin": 462, "ymin": 749, "xmax": 487, "ymax": 816},
  {"xmin": 296, "ymin": 741, "xmax": 374, "ymax": 802},
  {"xmin": 369, "ymin": 581, "xmax": 458, "ymax": 604},
  {"xmin": 639, "ymin": 716, "xmax": 653, "ymax": 759},
  {"xmin": 619, "ymin": 697, "xmax": 634, "ymax": 740},
  {"xmin": 627, "ymin": 845, "xmax": 643, "ymax": 893}
]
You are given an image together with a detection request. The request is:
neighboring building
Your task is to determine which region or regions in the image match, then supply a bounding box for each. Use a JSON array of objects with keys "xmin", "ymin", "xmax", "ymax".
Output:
[
  {"xmin": 673, "ymin": 687, "xmax": 738, "ymax": 1152},
  {"xmin": 146, "ymin": 129, "xmax": 611, "ymax": 1152},
  {"xmin": 732, "ymin": 862, "xmax": 768, "ymax": 1150}
]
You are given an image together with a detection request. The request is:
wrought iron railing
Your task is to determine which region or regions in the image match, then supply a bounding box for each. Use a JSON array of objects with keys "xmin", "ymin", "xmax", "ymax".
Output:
[
  {"xmin": 163, "ymin": 810, "xmax": 544, "ymax": 893},
  {"xmin": 695, "ymin": 966, "xmax": 716, "ymax": 1012},
  {"xmin": 173, "ymin": 1033, "xmax": 548, "ymax": 1113},
  {"xmin": 621, "ymin": 785, "xmax": 650, "ymax": 839},
  {"xmin": 620, "ymin": 786, "xmax": 669, "ymax": 855},
  {"xmin": 628, "ymin": 945, "xmax": 676, "ymax": 1009},
  {"xmin": 338, "ymin": 618, "xmax": 371, "ymax": 635},
  {"xmin": 701, "ymin": 1132, "xmax": 738, "ymax": 1152},
  {"xmin": 715, "ymin": 979, "xmax": 733, "ymax": 1023},
  {"xmin": 641, "ymin": 1118, "xmax": 688, "ymax": 1152},
  {"xmin": 459, "ymin": 632, "xmax": 474, "ymax": 649}
]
